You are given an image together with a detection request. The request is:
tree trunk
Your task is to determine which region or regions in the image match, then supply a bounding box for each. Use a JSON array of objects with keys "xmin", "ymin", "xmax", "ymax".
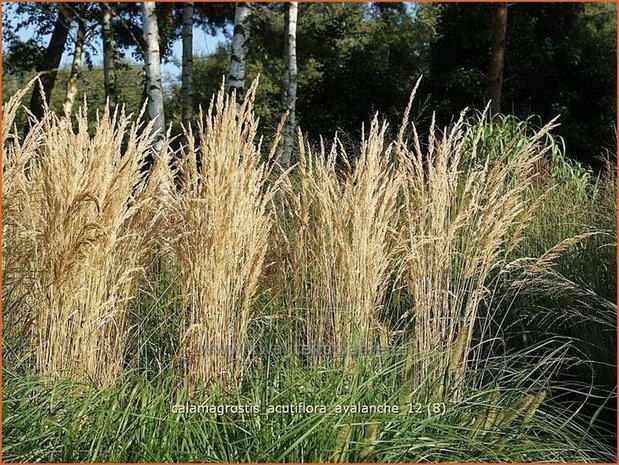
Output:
[
  {"xmin": 27, "ymin": 5, "xmax": 72, "ymax": 125},
  {"xmin": 228, "ymin": 3, "xmax": 252, "ymax": 105},
  {"xmin": 142, "ymin": 1, "xmax": 165, "ymax": 151},
  {"xmin": 102, "ymin": 3, "xmax": 118, "ymax": 112},
  {"xmin": 281, "ymin": 5, "xmax": 289, "ymax": 109},
  {"xmin": 281, "ymin": 2, "xmax": 298, "ymax": 168},
  {"xmin": 63, "ymin": 6, "xmax": 87, "ymax": 118},
  {"xmin": 487, "ymin": 2, "xmax": 508, "ymax": 114},
  {"xmin": 182, "ymin": 2, "xmax": 194, "ymax": 130}
]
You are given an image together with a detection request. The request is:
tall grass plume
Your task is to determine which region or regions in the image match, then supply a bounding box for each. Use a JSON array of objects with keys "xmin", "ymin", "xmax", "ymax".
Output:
[
  {"xmin": 2, "ymin": 86, "xmax": 158, "ymax": 385},
  {"xmin": 165, "ymin": 81, "xmax": 279, "ymax": 388}
]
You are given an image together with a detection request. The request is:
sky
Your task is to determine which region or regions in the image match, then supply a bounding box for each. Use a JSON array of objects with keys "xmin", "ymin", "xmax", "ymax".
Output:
[{"xmin": 3, "ymin": 3, "xmax": 228, "ymax": 87}]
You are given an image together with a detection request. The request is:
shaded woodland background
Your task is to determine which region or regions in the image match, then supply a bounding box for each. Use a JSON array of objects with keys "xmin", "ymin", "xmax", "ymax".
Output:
[{"xmin": 2, "ymin": 2, "xmax": 616, "ymax": 170}]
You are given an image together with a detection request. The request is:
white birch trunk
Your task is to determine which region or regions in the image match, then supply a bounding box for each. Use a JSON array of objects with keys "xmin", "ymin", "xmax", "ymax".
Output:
[
  {"xmin": 182, "ymin": 2, "xmax": 194, "ymax": 130},
  {"xmin": 228, "ymin": 3, "xmax": 252, "ymax": 105},
  {"xmin": 282, "ymin": 6, "xmax": 289, "ymax": 109},
  {"xmin": 281, "ymin": 2, "xmax": 298, "ymax": 167},
  {"xmin": 63, "ymin": 11, "xmax": 86, "ymax": 118},
  {"xmin": 141, "ymin": 1, "xmax": 165, "ymax": 150}
]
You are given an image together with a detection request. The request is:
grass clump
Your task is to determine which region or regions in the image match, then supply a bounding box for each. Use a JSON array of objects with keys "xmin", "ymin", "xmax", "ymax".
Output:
[
  {"xmin": 281, "ymin": 116, "xmax": 401, "ymax": 363},
  {"xmin": 165, "ymin": 81, "xmax": 280, "ymax": 388},
  {"xmin": 2, "ymin": 83, "xmax": 159, "ymax": 385},
  {"xmin": 396, "ymin": 102, "xmax": 559, "ymax": 397}
]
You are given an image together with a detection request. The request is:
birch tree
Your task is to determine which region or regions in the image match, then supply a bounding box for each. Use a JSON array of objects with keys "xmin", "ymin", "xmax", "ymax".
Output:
[
  {"xmin": 487, "ymin": 2, "xmax": 508, "ymax": 114},
  {"xmin": 281, "ymin": 2, "xmax": 298, "ymax": 167},
  {"xmin": 182, "ymin": 2, "xmax": 194, "ymax": 130},
  {"xmin": 228, "ymin": 3, "xmax": 252, "ymax": 105},
  {"xmin": 141, "ymin": 1, "xmax": 165, "ymax": 150},
  {"xmin": 101, "ymin": 3, "xmax": 118, "ymax": 112},
  {"xmin": 63, "ymin": 4, "xmax": 87, "ymax": 117}
]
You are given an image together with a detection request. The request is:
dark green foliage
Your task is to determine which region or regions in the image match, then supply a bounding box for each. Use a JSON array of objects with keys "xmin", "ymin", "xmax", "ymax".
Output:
[
  {"xmin": 294, "ymin": 3, "xmax": 426, "ymax": 141},
  {"xmin": 2, "ymin": 61, "xmax": 145, "ymax": 133},
  {"xmin": 2, "ymin": 39, "xmax": 46, "ymax": 78},
  {"xmin": 428, "ymin": 2, "xmax": 616, "ymax": 169}
]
